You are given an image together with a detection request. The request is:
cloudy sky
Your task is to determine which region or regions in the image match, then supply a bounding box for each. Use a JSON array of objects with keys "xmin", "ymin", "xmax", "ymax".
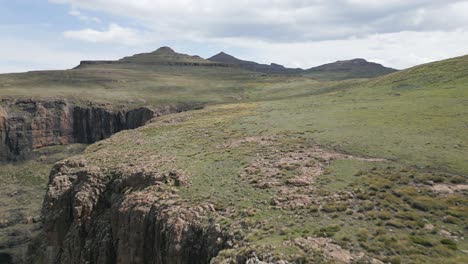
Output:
[{"xmin": 1, "ymin": 0, "xmax": 468, "ymax": 73}]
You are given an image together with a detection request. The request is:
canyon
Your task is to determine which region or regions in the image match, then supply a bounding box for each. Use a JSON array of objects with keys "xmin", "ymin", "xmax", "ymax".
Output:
[{"xmin": 0, "ymin": 98, "xmax": 182, "ymax": 162}]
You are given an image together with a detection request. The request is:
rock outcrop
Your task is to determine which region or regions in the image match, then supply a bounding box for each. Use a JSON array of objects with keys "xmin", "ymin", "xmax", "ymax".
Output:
[
  {"xmin": 28, "ymin": 158, "xmax": 230, "ymax": 264},
  {"xmin": 0, "ymin": 98, "xmax": 180, "ymax": 162}
]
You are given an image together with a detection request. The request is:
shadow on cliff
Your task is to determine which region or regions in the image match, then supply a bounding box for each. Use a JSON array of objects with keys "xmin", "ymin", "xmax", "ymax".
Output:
[{"xmin": 0, "ymin": 98, "xmax": 203, "ymax": 162}]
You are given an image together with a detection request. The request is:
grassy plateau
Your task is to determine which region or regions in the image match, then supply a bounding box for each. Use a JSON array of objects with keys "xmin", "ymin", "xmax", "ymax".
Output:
[{"xmin": 0, "ymin": 50, "xmax": 467, "ymax": 263}]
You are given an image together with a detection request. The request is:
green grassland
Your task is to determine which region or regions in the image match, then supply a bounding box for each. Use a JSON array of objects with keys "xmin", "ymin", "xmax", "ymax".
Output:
[
  {"xmin": 0, "ymin": 53, "xmax": 467, "ymax": 262},
  {"xmin": 0, "ymin": 63, "xmax": 322, "ymax": 109}
]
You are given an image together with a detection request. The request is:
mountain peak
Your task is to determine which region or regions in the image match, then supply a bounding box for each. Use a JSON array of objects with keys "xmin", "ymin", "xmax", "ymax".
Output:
[
  {"xmin": 209, "ymin": 52, "xmax": 238, "ymax": 61},
  {"xmin": 115, "ymin": 46, "xmax": 218, "ymax": 65},
  {"xmin": 349, "ymin": 58, "xmax": 368, "ymax": 63},
  {"xmin": 335, "ymin": 58, "xmax": 369, "ymax": 64},
  {"xmin": 153, "ymin": 46, "xmax": 176, "ymax": 54}
]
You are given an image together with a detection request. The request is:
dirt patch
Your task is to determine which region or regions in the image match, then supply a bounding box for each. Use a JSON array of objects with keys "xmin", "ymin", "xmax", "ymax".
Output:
[
  {"xmin": 288, "ymin": 237, "xmax": 366, "ymax": 264},
  {"xmin": 431, "ymin": 184, "xmax": 468, "ymax": 194},
  {"xmin": 240, "ymin": 144, "xmax": 385, "ymax": 209},
  {"xmin": 223, "ymin": 136, "xmax": 278, "ymax": 148}
]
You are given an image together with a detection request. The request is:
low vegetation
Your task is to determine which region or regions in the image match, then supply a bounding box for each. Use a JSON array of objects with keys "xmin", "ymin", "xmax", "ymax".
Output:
[{"xmin": 0, "ymin": 50, "xmax": 467, "ymax": 262}]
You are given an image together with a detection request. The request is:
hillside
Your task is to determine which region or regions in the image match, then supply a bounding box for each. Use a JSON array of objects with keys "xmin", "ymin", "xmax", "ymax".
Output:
[
  {"xmin": 24, "ymin": 54, "xmax": 468, "ymax": 263},
  {"xmin": 304, "ymin": 58, "xmax": 398, "ymax": 81},
  {"xmin": 0, "ymin": 49, "xmax": 466, "ymax": 263},
  {"xmin": 0, "ymin": 51, "xmax": 321, "ymax": 108},
  {"xmin": 0, "ymin": 47, "xmax": 323, "ymax": 263}
]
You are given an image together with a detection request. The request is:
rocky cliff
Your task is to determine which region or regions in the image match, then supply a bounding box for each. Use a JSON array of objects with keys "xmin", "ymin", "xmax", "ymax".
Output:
[
  {"xmin": 28, "ymin": 158, "xmax": 230, "ymax": 264},
  {"xmin": 0, "ymin": 98, "xmax": 179, "ymax": 162}
]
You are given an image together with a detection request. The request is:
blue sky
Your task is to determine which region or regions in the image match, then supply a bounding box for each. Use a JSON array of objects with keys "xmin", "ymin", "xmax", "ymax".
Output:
[{"xmin": 1, "ymin": 0, "xmax": 468, "ymax": 73}]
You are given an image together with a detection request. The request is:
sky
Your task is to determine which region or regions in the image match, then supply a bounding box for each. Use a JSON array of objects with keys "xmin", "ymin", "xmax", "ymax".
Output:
[{"xmin": 1, "ymin": 0, "xmax": 468, "ymax": 73}]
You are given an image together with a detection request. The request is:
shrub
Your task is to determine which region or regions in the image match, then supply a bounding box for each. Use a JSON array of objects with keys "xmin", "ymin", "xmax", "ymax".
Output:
[
  {"xmin": 450, "ymin": 176, "xmax": 466, "ymax": 184},
  {"xmin": 440, "ymin": 239, "xmax": 458, "ymax": 250},
  {"xmin": 369, "ymin": 178, "xmax": 393, "ymax": 190},
  {"xmin": 321, "ymin": 203, "xmax": 347, "ymax": 213},
  {"xmin": 410, "ymin": 236, "xmax": 435, "ymax": 247},
  {"xmin": 386, "ymin": 220, "xmax": 406, "ymax": 229},
  {"xmin": 358, "ymin": 200, "xmax": 375, "ymax": 212},
  {"xmin": 385, "ymin": 256, "xmax": 402, "ymax": 264},
  {"xmin": 354, "ymin": 170, "xmax": 366, "ymax": 177},
  {"xmin": 357, "ymin": 228, "xmax": 368, "ymax": 242},
  {"xmin": 356, "ymin": 192, "xmax": 370, "ymax": 200},
  {"xmin": 308, "ymin": 205, "xmax": 319, "ymax": 213},
  {"xmin": 411, "ymin": 196, "xmax": 448, "ymax": 211},
  {"xmin": 314, "ymin": 225, "xmax": 340, "ymax": 238},
  {"xmin": 443, "ymin": 215, "xmax": 461, "ymax": 224},
  {"xmin": 414, "ymin": 173, "xmax": 444, "ymax": 184},
  {"xmin": 376, "ymin": 211, "xmax": 392, "ymax": 220},
  {"xmin": 393, "ymin": 186, "xmax": 418, "ymax": 198}
]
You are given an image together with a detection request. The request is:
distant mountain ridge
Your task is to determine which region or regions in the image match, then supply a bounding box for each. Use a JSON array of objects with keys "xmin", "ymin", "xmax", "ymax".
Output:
[
  {"xmin": 75, "ymin": 47, "xmax": 229, "ymax": 69},
  {"xmin": 75, "ymin": 46, "xmax": 397, "ymax": 80},
  {"xmin": 208, "ymin": 51, "xmax": 397, "ymax": 79},
  {"xmin": 304, "ymin": 58, "xmax": 398, "ymax": 81},
  {"xmin": 208, "ymin": 52, "xmax": 303, "ymax": 75}
]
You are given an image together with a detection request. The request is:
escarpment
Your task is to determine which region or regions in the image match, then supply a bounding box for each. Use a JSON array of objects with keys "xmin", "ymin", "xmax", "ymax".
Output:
[
  {"xmin": 0, "ymin": 98, "xmax": 181, "ymax": 162},
  {"xmin": 28, "ymin": 158, "xmax": 230, "ymax": 264}
]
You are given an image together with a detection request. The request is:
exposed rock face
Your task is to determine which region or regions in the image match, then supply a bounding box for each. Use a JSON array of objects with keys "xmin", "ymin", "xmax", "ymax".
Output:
[
  {"xmin": 29, "ymin": 158, "xmax": 229, "ymax": 264},
  {"xmin": 0, "ymin": 98, "xmax": 179, "ymax": 162},
  {"xmin": 71, "ymin": 105, "xmax": 157, "ymax": 144}
]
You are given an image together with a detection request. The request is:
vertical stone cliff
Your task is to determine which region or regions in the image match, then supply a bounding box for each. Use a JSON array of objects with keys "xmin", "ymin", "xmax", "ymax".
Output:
[
  {"xmin": 0, "ymin": 99, "xmax": 178, "ymax": 162},
  {"xmin": 28, "ymin": 158, "xmax": 229, "ymax": 264}
]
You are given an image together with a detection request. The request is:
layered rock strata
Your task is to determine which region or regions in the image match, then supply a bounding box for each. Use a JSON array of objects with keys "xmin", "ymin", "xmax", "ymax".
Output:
[
  {"xmin": 28, "ymin": 158, "xmax": 229, "ymax": 264},
  {"xmin": 0, "ymin": 98, "xmax": 181, "ymax": 161}
]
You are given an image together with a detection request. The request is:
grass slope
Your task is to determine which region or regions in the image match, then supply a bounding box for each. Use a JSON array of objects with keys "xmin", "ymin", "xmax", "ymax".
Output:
[
  {"xmin": 0, "ymin": 64, "xmax": 320, "ymax": 109},
  {"xmin": 0, "ymin": 53, "xmax": 467, "ymax": 262},
  {"xmin": 68, "ymin": 55, "xmax": 467, "ymax": 262}
]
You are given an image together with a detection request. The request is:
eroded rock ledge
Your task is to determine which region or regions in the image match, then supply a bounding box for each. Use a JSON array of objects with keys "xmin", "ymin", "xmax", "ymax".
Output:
[
  {"xmin": 0, "ymin": 98, "xmax": 183, "ymax": 162},
  {"xmin": 28, "ymin": 158, "xmax": 229, "ymax": 264}
]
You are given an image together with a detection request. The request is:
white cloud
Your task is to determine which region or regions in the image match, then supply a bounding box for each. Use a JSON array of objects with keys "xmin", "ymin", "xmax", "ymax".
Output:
[
  {"xmin": 63, "ymin": 24, "xmax": 150, "ymax": 45},
  {"xmin": 68, "ymin": 9, "xmax": 101, "ymax": 23},
  {"xmin": 0, "ymin": 0, "xmax": 463, "ymax": 72},
  {"xmin": 223, "ymin": 30, "xmax": 468, "ymax": 69},
  {"xmin": 49, "ymin": 0, "xmax": 468, "ymax": 41}
]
